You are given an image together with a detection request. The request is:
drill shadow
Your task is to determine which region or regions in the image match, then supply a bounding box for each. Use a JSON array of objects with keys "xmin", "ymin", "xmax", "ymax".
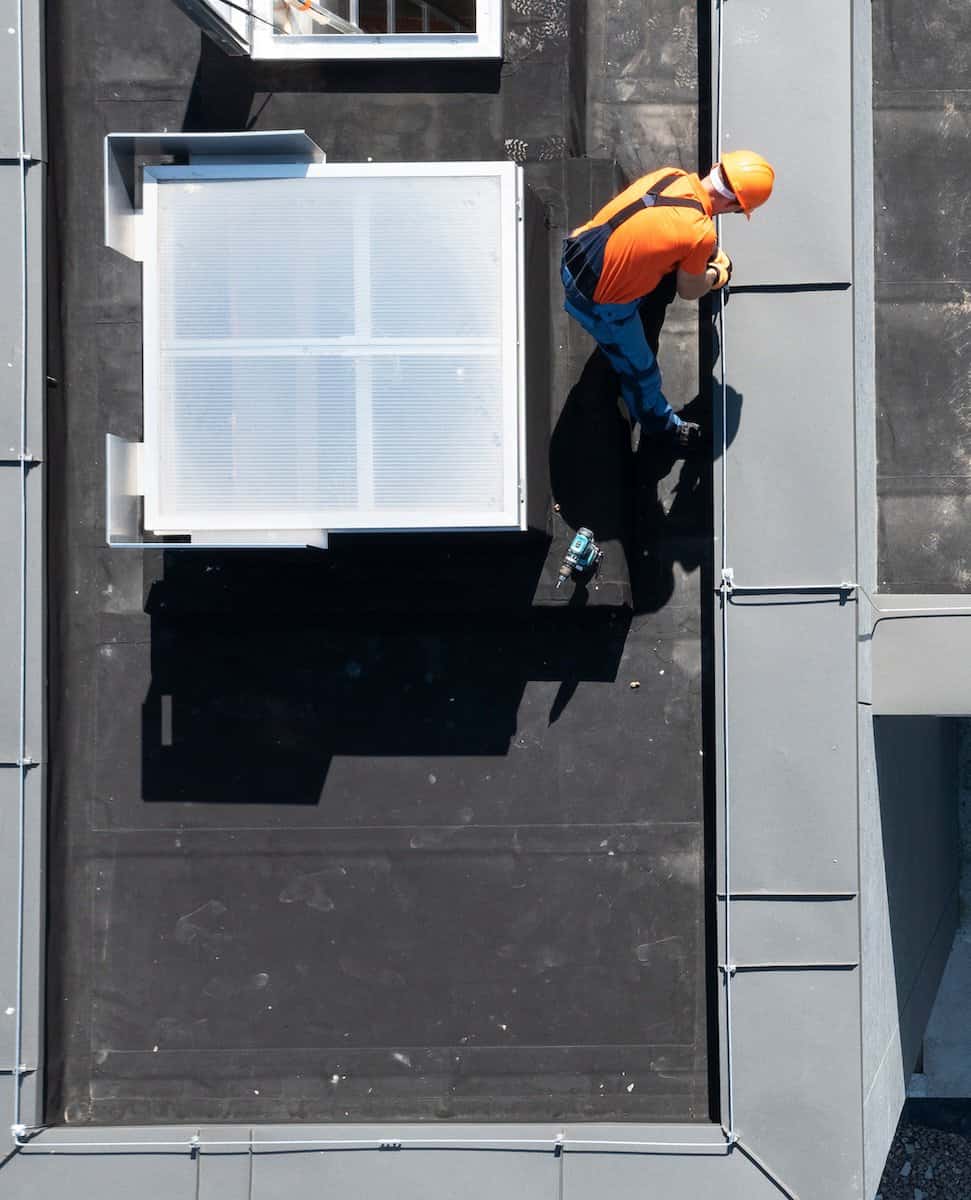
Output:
[{"xmin": 546, "ymin": 570, "xmax": 593, "ymax": 724}]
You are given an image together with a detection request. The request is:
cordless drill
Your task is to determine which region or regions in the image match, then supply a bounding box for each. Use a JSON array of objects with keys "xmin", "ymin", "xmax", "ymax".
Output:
[{"xmin": 555, "ymin": 527, "xmax": 603, "ymax": 588}]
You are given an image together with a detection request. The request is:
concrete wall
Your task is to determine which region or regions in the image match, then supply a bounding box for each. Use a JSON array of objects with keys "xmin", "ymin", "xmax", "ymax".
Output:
[{"xmin": 861, "ymin": 716, "xmax": 959, "ymax": 1197}]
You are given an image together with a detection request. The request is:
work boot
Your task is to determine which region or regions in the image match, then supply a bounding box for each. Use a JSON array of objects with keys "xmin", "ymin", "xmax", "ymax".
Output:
[{"xmin": 667, "ymin": 419, "xmax": 702, "ymax": 452}]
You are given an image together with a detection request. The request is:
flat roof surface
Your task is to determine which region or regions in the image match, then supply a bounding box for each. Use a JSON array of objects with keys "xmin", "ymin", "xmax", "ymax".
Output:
[{"xmin": 44, "ymin": 0, "xmax": 714, "ymax": 1124}]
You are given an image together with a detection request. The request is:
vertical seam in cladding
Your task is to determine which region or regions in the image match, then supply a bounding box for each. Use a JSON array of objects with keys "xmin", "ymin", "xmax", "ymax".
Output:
[
  {"xmin": 713, "ymin": 0, "xmax": 736, "ymax": 1145},
  {"xmin": 851, "ymin": 0, "xmax": 878, "ymax": 1192},
  {"xmin": 851, "ymin": 0, "xmax": 865, "ymax": 1181},
  {"xmin": 11, "ymin": 0, "xmax": 31, "ymax": 1141}
]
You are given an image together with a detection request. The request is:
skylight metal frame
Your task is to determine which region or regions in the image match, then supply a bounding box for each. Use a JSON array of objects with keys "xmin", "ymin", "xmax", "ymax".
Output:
[
  {"xmin": 138, "ymin": 160, "xmax": 527, "ymax": 537},
  {"xmin": 246, "ymin": 0, "xmax": 501, "ymax": 59}
]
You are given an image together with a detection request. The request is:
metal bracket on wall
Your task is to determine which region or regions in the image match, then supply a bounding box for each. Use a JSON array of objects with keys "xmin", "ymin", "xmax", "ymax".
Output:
[
  {"xmin": 718, "ymin": 569, "xmax": 857, "ymax": 600},
  {"xmin": 0, "ymin": 454, "xmax": 41, "ymax": 467},
  {"xmin": 720, "ymin": 962, "xmax": 859, "ymax": 973}
]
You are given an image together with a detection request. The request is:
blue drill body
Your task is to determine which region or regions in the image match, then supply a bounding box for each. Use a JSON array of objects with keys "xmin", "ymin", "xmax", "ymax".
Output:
[{"xmin": 556, "ymin": 527, "xmax": 602, "ymax": 588}]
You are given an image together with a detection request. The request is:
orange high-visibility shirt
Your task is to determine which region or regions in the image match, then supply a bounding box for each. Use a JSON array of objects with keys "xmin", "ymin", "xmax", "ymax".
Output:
[{"xmin": 572, "ymin": 169, "xmax": 717, "ymax": 305}]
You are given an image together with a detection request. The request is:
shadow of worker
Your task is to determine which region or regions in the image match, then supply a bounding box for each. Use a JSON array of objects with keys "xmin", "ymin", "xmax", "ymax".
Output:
[
  {"xmin": 632, "ymin": 293, "xmax": 743, "ymax": 614},
  {"xmin": 549, "ymin": 273, "xmax": 743, "ymax": 614},
  {"xmin": 546, "ymin": 271, "xmax": 681, "ymax": 599},
  {"xmin": 548, "ymin": 347, "xmax": 637, "ymax": 584}
]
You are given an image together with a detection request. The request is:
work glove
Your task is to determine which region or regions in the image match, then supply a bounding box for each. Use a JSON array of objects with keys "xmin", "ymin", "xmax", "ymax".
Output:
[
  {"xmin": 708, "ymin": 247, "xmax": 732, "ymax": 290},
  {"xmin": 669, "ymin": 420, "xmax": 703, "ymax": 452}
]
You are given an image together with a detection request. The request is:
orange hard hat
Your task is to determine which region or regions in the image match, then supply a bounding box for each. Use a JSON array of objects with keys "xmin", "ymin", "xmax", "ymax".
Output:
[{"xmin": 719, "ymin": 150, "xmax": 775, "ymax": 218}]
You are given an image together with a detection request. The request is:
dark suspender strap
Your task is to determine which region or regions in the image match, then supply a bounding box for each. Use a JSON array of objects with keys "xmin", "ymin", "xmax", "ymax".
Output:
[
  {"xmin": 646, "ymin": 171, "xmax": 685, "ymax": 196},
  {"xmin": 605, "ymin": 171, "xmax": 705, "ymax": 232},
  {"xmin": 652, "ymin": 194, "xmax": 705, "ymax": 213},
  {"xmin": 644, "ymin": 171, "xmax": 706, "ymax": 214},
  {"xmin": 606, "ymin": 197, "xmax": 658, "ymax": 232}
]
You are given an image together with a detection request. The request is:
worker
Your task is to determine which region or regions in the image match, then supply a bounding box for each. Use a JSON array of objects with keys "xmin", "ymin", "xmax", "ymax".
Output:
[{"xmin": 561, "ymin": 150, "xmax": 775, "ymax": 448}]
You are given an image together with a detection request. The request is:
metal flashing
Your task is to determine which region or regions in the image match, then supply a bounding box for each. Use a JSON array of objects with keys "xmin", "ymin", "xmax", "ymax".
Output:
[
  {"xmin": 0, "ymin": 0, "xmax": 20, "ymax": 158},
  {"xmin": 0, "ymin": 166, "xmax": 43, "ymax": 461},
  {"xmin": 104, "ymin": 131, "xmax": 326, "ymax": 260},
  {"xmin": 723, "ymin": 596, "xmax": 858, "ymax": 893},
  {"xmin": 730, "ymin": 967, "xmax": 862, "ymax": 1197},
  {"xmin": 0, "ymin": 771, "xmax": 20, "ymax": 1069},
  {"xmin": 718, "ymin": 0, "xmax": 852, "ymax": 289},
  {"xmin": 711, "ymin": 0, "xmax": 869, "ymax": 1194},
  {"xmin": 1, "ymin": 1126, "xmax": 786, "ymax": 1200},
  {"xmin": 0, "ymin": 469, "xmax": 26, "ymax": 764},
  {"xmin": 870, "ymin": 596, "xmax": 971, "ymax": 715},
  {"xmin": 0, "ymin": 0, "xmax": 45, "ymax": 1146},
  {"xmin": 730, "ymin": 894, "xmax": 859, "ymax": 968},
  {"xmin": 0, "ymin": 0, "xmax": 45, "ymax": 161},
  {"xmin": 720, "ymin": 290, "xmax": 856, "ymax": 583}
]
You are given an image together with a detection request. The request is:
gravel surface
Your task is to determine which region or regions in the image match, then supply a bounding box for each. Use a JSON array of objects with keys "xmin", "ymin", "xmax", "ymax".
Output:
[{"xmin": 877, "ymin": 1122, "xmax": 971, "ymax": 1200}]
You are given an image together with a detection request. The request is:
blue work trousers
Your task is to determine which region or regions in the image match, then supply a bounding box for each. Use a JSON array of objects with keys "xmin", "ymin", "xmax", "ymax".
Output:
[{"xmin": 560, "ymin": 258, "xmax": 679, "ymax": 432}]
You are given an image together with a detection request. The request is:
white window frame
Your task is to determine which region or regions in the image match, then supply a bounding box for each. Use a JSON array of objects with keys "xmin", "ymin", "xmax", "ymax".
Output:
[
  {"xmin": 140, "ymin": 160, "xmax": 526, "ymax": 535},
  {"xmin": 248, "ymin": 0, "xmax": 501, "ymax": 59}
]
